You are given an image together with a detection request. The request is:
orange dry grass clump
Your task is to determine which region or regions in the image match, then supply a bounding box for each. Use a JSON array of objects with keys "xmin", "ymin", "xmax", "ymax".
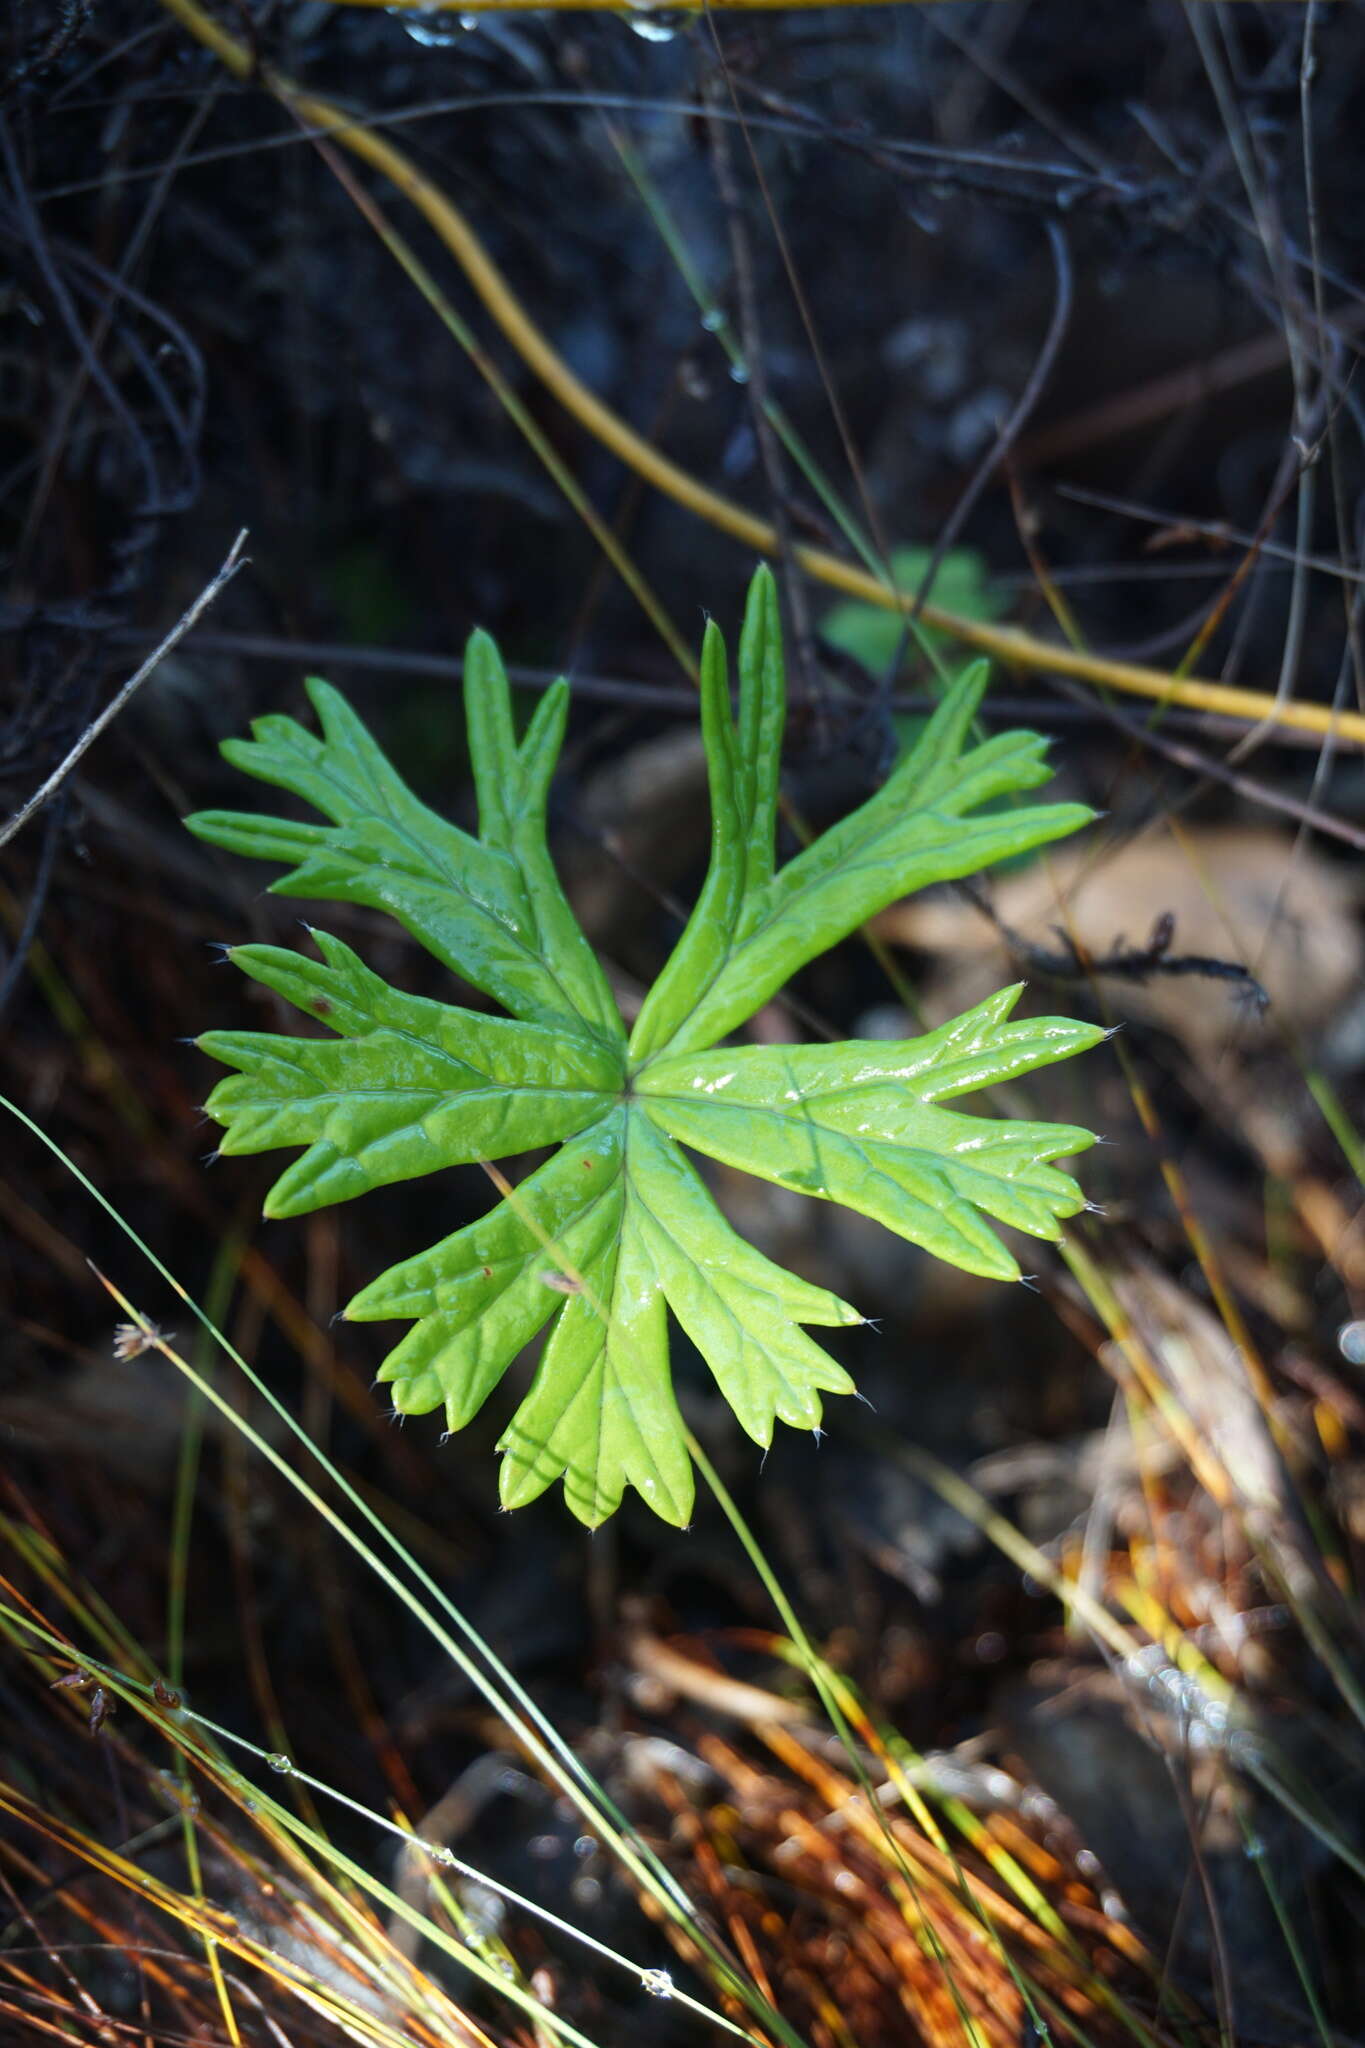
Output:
[{"xmin": 630, "ymin": 1712, "xmax": 1156, "ymax": 2048}]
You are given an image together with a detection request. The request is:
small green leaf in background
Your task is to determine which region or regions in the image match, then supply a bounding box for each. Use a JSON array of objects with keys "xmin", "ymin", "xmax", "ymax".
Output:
[
  {"xmin": 819, "ymin": 545, "xmax": 1004, "ymax": 680},
  {"xmin": 188, "ymin": 565, "xmax": 1103, "ymax": 1529}
]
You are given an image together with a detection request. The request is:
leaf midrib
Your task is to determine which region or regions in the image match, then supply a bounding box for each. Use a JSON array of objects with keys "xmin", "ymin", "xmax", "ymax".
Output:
[
  {"xmin": 575, "ymin": 1115, "xmax": 688, "ymax": 1516},
  {"xmin": 237, "ymin": 1082, "xmax": 616, "ymax": 1108},
  {"xmin": 218, "ymin": 990, "xmax": 624, "ymax": 1095},
  {"xmin": 643, "ymin": 1089, "xmax": 1071, "ymax": 1191}
]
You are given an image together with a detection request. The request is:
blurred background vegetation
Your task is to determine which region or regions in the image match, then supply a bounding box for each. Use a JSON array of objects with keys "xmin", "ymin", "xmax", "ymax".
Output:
[{"xmin": 6, "ymin": 4, "xmax": 1365, "ymax": 2043}]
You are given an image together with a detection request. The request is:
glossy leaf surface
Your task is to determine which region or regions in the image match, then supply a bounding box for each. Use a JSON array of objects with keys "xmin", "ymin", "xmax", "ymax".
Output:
[{"xmin": 190, "ymin": 566, "xmax": 1104, "ymax": 1526}]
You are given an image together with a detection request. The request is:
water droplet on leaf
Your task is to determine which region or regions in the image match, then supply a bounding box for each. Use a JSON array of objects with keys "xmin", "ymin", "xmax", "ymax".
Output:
[
  {"xmin": 624, "ymin": 0, "xmax": 681, "ymax": 39},
  {"xmin": 387, "ymin": 4, "xmax": 477, "ymax": 44}
]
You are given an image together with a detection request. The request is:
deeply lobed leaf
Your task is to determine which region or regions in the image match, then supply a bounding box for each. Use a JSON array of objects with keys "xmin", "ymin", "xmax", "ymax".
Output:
[
  {"xmin": 639, "ymin": 986, "xmax": 1103, "ymax": 1283},
  {"xmin": 629, "ymin": 570, "xmax": 785, "ymax": 1061},
  {"xmin": 189, "ymin": 672, "xmax": 621, "ymax": 1042},
  {"xmin": 190, "ymin": 569, "xmax": 1105, "ymax": 1527},
  {"xmin": 639, "ymin": 659, "xmax": 1093, "ymax": 1059},
  {"xmin": 200, "ymin": 931, "xmax": 620, "ymax": 1218}
]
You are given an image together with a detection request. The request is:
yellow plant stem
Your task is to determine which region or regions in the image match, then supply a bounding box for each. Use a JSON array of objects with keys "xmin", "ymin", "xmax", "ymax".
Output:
[
  {"xmin": 297, "ymin": 121, "xmax": 698, "ymax": 678},
  {"xmin": 156, "ymin": 0, "xmax": 1365, "ymax": 747}
]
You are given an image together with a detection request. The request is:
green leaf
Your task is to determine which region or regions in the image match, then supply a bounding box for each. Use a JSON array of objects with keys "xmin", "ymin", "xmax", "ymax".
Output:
[
  {"xmin": 200, "ymin": 930, "xmax": 620, "ymax": 1217},
  {"xmin": 820, "ymin": 545, "xmax": 1003, "ymax": 679},
  {"xmin": 636, "ymin": 661, "xmax": 1092, "ymax": 1059},
  {"xmin": 461, "ymin": 634, "xmax": 622, "ymax": 1040},
  {"xmin": 629, "ymin": 566, "xmax": 785, "ymax": 1061},
  {"xmin": 497, "ymin": 1198, "xmax": 694, "ymax": 1527},
  {"xmin": 191, "ymin": 566, "xmax": 1106, "ymax": 1526},
  {"xmin": 357, "ymin": 1112, "xmax": 626, "ymax": 1431},
  {"xmin": 626, "ymin": 1115, "xmax": 860, "ymax": 1443},
  {"xmin": 638, "ymin": 986, "xmax": 1103, "ymax": 1281},
  {"xmin": 187, "ymin": 672, "xmax": 622, "ymax": 1042}
]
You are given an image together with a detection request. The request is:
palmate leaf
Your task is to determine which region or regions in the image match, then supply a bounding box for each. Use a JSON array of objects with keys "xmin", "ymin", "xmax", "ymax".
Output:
[
  {"xmin": 637, "ymin": 987, "xmax": 1099, "ymax": 1282},
  {"xmin": 189, "ymin": 564, "xmax": 1105, "ymax": 1528}
]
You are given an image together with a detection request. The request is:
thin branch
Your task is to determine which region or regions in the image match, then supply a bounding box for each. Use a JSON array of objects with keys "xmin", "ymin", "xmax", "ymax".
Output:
[
  {"xmin": 703, "ymin": 49, "xmax": 818, "ymax": 707},
  {"xmin": 115, "ymin": 626, "xmax": 1357, "ymax": 753},
  {"xmin": 907, "ymin": 217, "xmax": 1073, "ymax": 629},
  {"xmin": 1054, "ymin": 480, "xmax": 1365, "ymax": 589},
  {"xmin": 960, "ymin": 884, "xmax": 1270, "ymax": 1015},
  {"xmin": 0, "ymin": 532, "xmax": 249, "ymax": 852},
  {"xmin": 1041, "ymin": 664, "xmax": 1365, "ymax": 854},
  {"xmin": 0, "ymin": 0, "xmax": 93, "ymax": 104}
]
